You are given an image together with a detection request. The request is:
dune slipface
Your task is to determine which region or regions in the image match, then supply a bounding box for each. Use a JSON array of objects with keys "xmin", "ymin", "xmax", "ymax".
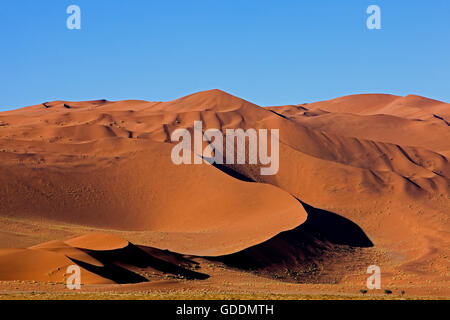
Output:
[
  {"xmin": 0, "ymin": 90, "xmax": 448, "ymax": 296},
  {"xmin": 0, "ymin": 233, "xmax": 210, "ymax": 284}
]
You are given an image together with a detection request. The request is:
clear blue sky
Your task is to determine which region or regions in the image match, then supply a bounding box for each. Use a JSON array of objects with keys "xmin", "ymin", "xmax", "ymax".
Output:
[{"xmin": 1, "ymin": 0, "xmax": 449, "ymax": 110}]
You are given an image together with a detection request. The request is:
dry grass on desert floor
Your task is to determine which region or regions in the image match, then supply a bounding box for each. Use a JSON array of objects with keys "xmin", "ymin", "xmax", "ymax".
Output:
[
  {"xmin": 0, "ymin": 291, "xmax": 446, "ymax": 300},
  {"xmin": 0, "ymin": 273, "xmax": 448, "ymax": 300}
]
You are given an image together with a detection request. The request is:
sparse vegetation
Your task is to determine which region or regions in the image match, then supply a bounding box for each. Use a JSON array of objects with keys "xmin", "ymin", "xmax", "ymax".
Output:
[{"xmin": 0, "ymin": 290, "xmax": 442, "ymax": 300}]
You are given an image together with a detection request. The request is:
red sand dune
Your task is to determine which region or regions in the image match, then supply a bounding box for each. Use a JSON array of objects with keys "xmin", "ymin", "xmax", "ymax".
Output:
[
  {"xmin": 0, "ymin": 90, "xmax": 448, "ymax": 295},
  {"xmin": 0, "ymin": 233, "xmax": 209, "ymax": 284}
]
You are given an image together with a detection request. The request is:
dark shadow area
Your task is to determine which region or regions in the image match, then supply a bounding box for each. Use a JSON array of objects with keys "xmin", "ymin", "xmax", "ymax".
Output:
[
  {"xmin": 299, "ymin": 200, "xmax": 373, "ymax": 247},
  {"xmin": 268, "ymin": 110, "xmax": 289, "ymax": 120},
  {"xmin": 211, "ymin": 163, "xmax": 254, "ymax": 182},
  {"xmin": 211, "ymin": 200, "xmax": 373, "ymax": 273},
  {"xmin": 210, "ymin": 163, "xmax": 373, "ymax": 247},
  {"xmin": 210, "ymin": 201, "xmax": 374, "ymax": 283},
  {"xmin": 71, "ymin": 243, "xmax": 209, "ymax": 283},
  {"xmin": 68, "ymin": 256, "xmax": 148, "ymax": 284},
  {"xmin": 433, "ymin": 114, "xmax": 450, "ymax": 126}
]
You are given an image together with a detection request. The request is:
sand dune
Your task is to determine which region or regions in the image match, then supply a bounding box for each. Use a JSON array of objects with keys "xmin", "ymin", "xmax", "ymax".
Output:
[
  {"xmin": 0, "ymin": 233, "xmax": 208, "ymax": 284},
  {"xmin": 302, "ymin": 94, "xmax": 450, "ymax": 121},
  {"xmin": 0, "ymin": 91, "xmax": 307, "ymax": 255},
  {"xmin": 266, "ymin": 109, "xmax": 450, "ymax": 154},
  {"xmin": 0, "ymin": 89, "xmax": 448, "ymax": 296}
]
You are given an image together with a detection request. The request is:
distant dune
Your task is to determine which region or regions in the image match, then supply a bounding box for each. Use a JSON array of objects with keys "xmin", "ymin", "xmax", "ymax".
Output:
[{"xmin": 0, "ymin": 90, "xmax": 448, "ymax": 297}]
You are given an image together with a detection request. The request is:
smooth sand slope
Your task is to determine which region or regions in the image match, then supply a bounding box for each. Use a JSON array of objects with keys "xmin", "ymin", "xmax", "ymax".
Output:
[{"xmin": 0, "ymin": 90, "xmax": 448, "ymax": 297}]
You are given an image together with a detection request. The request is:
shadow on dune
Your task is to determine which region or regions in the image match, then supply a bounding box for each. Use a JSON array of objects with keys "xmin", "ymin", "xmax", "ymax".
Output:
[
  {"xmin": 209, "ymin": 199, "xmax": 374, "ymax": 283},
  {"xmin": 210, "ymin": 201, "xmax": 374, "ymax": 283},
  {"xmin": 212, "ymin": 163, "xmax": 254, "ymax": 182},
  {"xmin": 211, "ymin": 163, "xmax": 372, "ymax": 245},
  {"xmin": 70, "ymin": 162, "xmax": 374, "ymax": 284},
  {"xmin": 68, "ymin": 243, "xmax": 209, "ymax": 284},
  {"xmin": 299, "ymin": 201, "xmax": 373, "ymax": 247},
  {"xmin": 69, "ymin": 255, "xmax": 148, "ymax": 284}
]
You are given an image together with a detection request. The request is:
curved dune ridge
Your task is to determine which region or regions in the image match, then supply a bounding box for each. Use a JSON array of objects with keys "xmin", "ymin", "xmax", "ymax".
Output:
[
  {"xmin": 0, "ymin": 90, "xmax": 449, "ymax": 292},
  {"xmin": 0, "ymin": 233, "xmax": 210, "ymax": 284}
]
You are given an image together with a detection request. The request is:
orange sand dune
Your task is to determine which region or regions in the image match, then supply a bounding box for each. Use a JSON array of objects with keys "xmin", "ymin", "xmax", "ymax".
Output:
[
  {"xmin": 0, "ymin": 89, "xmax": 448, "ymax": 296},
  {"xmin": 0, "ymin": 91, "xmax": 307, "ymax": 255},
  {"xmin": 65, "ymin": 233, "xmax": 129, "ymax": 251},
  {"xmin": 0, "ymin": 246, "xmax": 112, "ymax": 283},
  {"xmin": 0, "ymin": 142, "xmax": 306, "ymax": 255},
  {"xmin": 303, "ymin": 94, "xmax": 450, "ymax": 123},
  {"xmin": 266, "ymin": 108, "xmax": 450, "ymax": 155},
  {"xmin": 0, "ymin": 233, "xmax": 208, "ymax": 284}
]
